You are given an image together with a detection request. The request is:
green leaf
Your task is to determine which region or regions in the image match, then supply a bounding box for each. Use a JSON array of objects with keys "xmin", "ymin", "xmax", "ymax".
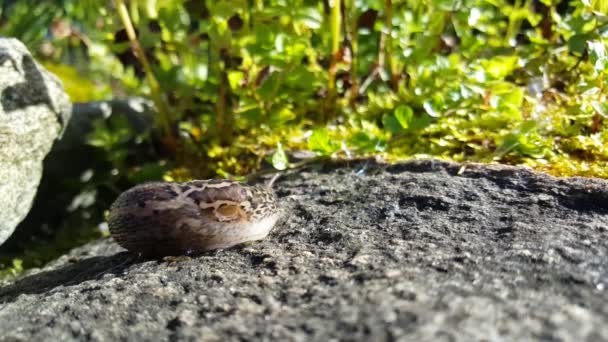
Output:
[
  {"xmin": 480, "ymin": 56, "xmax": 519, "ymax": 80},
  {"xmin": 583, "ymin": 0, "xmax": 608, "ymax": 15},
  {"xmin": 568, "ymin": 34, "xmax": 596, "ymax": 55},
  {"xmin": 308, "ymin": 128, "xmax": 339, "ymax": 155},
  {"xmin": 285, "ymin": 66, "xmax": 316, "ymax": 91},
  {"xmin": 490, "ymin": 82, "xmax": 523, "ymax": 113},
  {"xmin": 409, "ymin": 113, "xmax": 433, "ymax": 130},
  {"xmin": 239, "ymin": 106, "xmax": 263, "ymax": 125},
  {"xmin": 349, "ymin": 132, "xmax": 386, "ymax": 152},
  {"xmin": 270, "ymin": 106, "xmax": 296, "ymax": 125},
  {"xmin": 588, "ymin": 40, "xmax": 608, "ymax": 73},
  {"xmin": 382, "ymin": 114, "xmax": 403, "ymax": 134},
  {"xmin": 591, "ymin": 101, "xmax": 608, "ymax": 117},
  {"xmin": 394, "ymin": 105, "xmax": 414, "ymax": 128},
  {"xmin": 295, "ymin": 7, "xmax": 322, "ymax": 29},
  {"xmin": 435, "ymin": 0, "xmax": 461, "ymax": 11},
  {"xmin": 495, "ymin": 121, "xmax": 546, "ymax": 159},
  {"xmin": 128, "ymin": 162, "xmax": 166, "ymax": 184},
  {"xmin": 257, "ymin": 72, "xmax": 281, "ymax": 101},
  {"xmin": 423, "ymin": 101, "xmax": 440, "ymax": 118},
  {"xmin": 227, "ymin": 70, "xmax": 244, "ymax": 90},
  {"xmin": 271, "ymin": 143, "xmax": 288, "ymax": 170}
]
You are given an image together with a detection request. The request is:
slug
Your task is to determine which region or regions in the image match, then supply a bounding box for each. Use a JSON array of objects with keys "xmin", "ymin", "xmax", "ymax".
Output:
[{"xmin": 107, "ymin": 179, "xmax": 280, "ymax": 257}]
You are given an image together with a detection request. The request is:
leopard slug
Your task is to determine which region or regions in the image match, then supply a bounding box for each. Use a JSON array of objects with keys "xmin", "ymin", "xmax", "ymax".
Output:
[{"xmin": 107, "ymin": 179, "xmax": 280, "ymax": 257}]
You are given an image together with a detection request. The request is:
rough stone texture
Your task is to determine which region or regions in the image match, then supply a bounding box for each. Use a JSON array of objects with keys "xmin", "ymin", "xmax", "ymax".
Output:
[
  {"xmin": 0, "ymin": 37, "xmax": 71, "ymax": 245},
  {"xmin": 1, "ymin": 98, "xmax": 154, "ymax": 253},
  {"xmin": 0, "ymin": 160, "xmax": 607, "ymax": 341}
]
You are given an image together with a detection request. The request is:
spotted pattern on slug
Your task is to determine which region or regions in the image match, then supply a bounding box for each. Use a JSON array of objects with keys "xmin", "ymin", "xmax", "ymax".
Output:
[{"xmin": 107, "ymin": 180, "xmax": 280, "ymax": 257}]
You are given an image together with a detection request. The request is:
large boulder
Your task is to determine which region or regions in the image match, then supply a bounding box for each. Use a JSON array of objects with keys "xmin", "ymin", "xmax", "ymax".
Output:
[
  {"xmin": 0, "ymin": 160, "xmax": 606, "ymax": 341},
  {"xmin": 0, "ymin": 38, "xmax": 71, "ymax": 245},
  {"xmin": 2, "ymin": 98, "xmax": 155, "ymax": 253}
]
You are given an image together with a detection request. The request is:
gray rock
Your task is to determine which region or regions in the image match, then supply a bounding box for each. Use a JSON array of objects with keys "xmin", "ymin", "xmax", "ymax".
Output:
[
  {"xmin": 0, "ymin": 160, "xmax": 607, "ymax": 341},
  {"xmin": 4, "ymin": 97, "xmax": 155, "ymax": 249},
  {"xmin": 0, "ymin": 38, "xmax": 71, "ymax": 245}
]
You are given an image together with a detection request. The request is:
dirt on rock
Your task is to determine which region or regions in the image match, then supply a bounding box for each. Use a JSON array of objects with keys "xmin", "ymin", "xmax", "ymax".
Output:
[{"xmin": 0, "ymin": 159, "xmax": 607, "ymax": 341}]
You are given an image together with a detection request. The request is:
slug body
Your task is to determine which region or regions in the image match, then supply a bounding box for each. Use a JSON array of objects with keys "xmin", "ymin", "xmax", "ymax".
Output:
[{"xmin": 108, "ymin": 180, "xmax": 280, "ymax": 257}]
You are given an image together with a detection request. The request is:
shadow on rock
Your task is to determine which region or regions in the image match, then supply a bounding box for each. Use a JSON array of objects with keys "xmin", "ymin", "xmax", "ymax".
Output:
[{"xmin": 0, "ymin": 252, "xmax": 139, "ymax": 303}]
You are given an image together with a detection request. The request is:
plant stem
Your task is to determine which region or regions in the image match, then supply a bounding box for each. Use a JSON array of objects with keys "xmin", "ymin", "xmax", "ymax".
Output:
[
  {"xmin": 505, "ymin": 0, "xmax": 524, "ymax": 47},
  {"xmin": 245, "ymin": 155, "xmax": 331, "ymax": 183},
  {"xmin": 384, "ymin": 0, "xmax": 398, "ymax": 91},
  {"xmin": 114, "ymin": 0, "xmax": 175, "ymax": 145},
  {"xmin": 217, "ymin": 71, "xmax": 231, "ymax": 145},
  {"xmin": 327, "ymin": 0, "xmax": 341, "ymax": 101},
  {"xmin": 346, "ymin": 0, "xmax": 358, "ymax": 106}
]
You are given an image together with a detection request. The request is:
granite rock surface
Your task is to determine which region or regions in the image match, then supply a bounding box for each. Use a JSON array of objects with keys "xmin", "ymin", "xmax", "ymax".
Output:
[{"xmin": 0, "ymin": 160, "xmax": 606, "ymax": 341}]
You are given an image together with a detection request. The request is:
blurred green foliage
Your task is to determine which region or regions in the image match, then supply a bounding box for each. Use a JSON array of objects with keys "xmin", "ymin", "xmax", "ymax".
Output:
[
  {"xmin": 2, "ymin": 0, "xmax": 608, "ymax": 177},
  {"xmin": 1, "ymin": 0, "xmax": 608, "ymax": 275}
]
